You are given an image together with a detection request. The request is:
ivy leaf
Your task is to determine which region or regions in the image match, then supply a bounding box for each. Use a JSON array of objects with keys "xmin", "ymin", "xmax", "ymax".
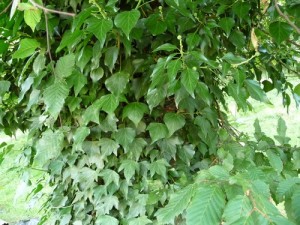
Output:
[
  {"xmin": 113, "ymin": 128, "xmax": 136, "ymax": 150},
  {"xmin": 181, "ymin": 67, "xmax": 199, "ymax": 98},
  {"xmin": 87, "ymin": 17, "xmax": 113, "ymax": 47},
  {"xmin": 73, "ymin": 127, "xmax": 90, "ymax": 145},
  {"xmin": 118, "ymin": 160, "xmax": 139, "ymax": 182},
  {"xmin": 163, "ymin": 113, "xmax": 185, "ymax": 137},
  {"xmin": 98, "ymin": 94, "xmax": 119, "ymax": 114},
  {"xmin": 232, "ymin": 2, "xmax": 251, "ymax": 19},
  {"xmin": 105, "ymin": 71, "xmax": 130, "ymax": 95},
  {"xmin": 219, "ymin": 17, "xmax": 235, "ymax": 36},
  {"xmin": 149, "ymin": 159, "xmax": 169, "ymax": 178},
  {"xmin": 245, "ymin": 80, "xmax": 269, "ymax": 103},
  {"xmin": 55, "ymin": 54, "xmax": 75, "ymax": 78},
  {"xmin": 95, "ymin": 215, "xmax": 119, "ymax": 225},
  {"xmin": 186, "ymin": 185, "xmax": 226, "ymax": 225},
  {"xmin": 34, "ymin": 129, "xmax": 64, "ymax": 167},
  {"xmin": 128, "ymin": 216, "xmax": 152, "ymax": 225},
  {"xmin": 12, "ymin": 38, "xmax": 40, "ymax": 59},
  {"xmin": 104, "ymin": 46, "xmax": 119, "ymax": 73},
  {"xmin": 100, "ymin": 138, "xmax": 120, "ymax": 156},
  {"xmin": 44, "ymin": 81, "xmax": 69, "ymax": 118},
  {"xmin": 155, "ymin": 184, "xmax": 195, "ymax": 224},
  {"xmin": 153, "ymin": 43, "xmax": 178, "ymax": 52},
  {"xmin": 147, "ymin": 123, "xmax": 168, "ymax": 143},
  {"xmin": 145, "ymin": 14, "xmax": 167, "ymax": 36},
  {"xmin": 100, "ymin": 169, "xmax": 120, "ymax": 187},
  {"xmin": 196, "ymin": 82, "xmax": 212, "ymax": 106},
  {"xmin": 122, "ymin": 102, "xmax": 148, "ymax": 127},
  {"xmin": 114, "ymin": 10, "xmax": 140, "ymax": 39},
  {"xmin": 82, "ymin": 99, "xmax": 102, "ymax": 124},
  {"xmin": 269, "ymin": 21, "xmax": 293, "ymax": 44}
]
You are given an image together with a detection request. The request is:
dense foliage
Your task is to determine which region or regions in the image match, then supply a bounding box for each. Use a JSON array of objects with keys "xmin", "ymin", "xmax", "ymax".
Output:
[{"xmin": 0, "ymin": 0, "xmax": 300, "ymax": 224}]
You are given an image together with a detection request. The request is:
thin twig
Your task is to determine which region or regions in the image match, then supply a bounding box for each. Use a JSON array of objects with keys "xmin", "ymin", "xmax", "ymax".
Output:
[
  {"xmin": 0, "ymin": 1, "xmax": 13, "ymax": 16},
  {"xmin": 274, "ymin": 0, "xmax": 300, "ymax": 35},
  {"xmin": 29, "ymin": 0, "xmax": 76, "ymax": 17},
  {"xmin": 232, "ymin": 52, "xmax": 260, "ymax": 67}
]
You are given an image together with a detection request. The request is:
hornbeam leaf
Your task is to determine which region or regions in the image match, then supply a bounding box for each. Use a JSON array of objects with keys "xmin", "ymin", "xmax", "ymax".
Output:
[
  {"xmin": 147, "ymin": 123, "xmax": 168, "ymax": 143},
  {"xmin": 163, "ymin": 113, "xmax": 185, "ymax": 136},
  {"xmin": 291, "ymin": 189, "xmax": 300, "ymax": 224},
  {"xmin": 245, "ymin": 79, "xmax": 270, "ymax": 103},
  {"xmin": 277, "ymin": 178, "xmax": 300, "ymax": 201},
  {"xmin": 12, "ymin": 38, "xmax": 40, "ymax": 59},
  {"xmin": 186, "ymin": 185, "xmax": 226, "ymax": 225},
  {"xmin": 155, "ymin": 184, "xmax": 195, "ymax": 224},
  {"xmin": 114, "ymin": 10, "xmax": 140, "ymax": 39},
  {"xmin": 266, "ymin": 149, "xmax": 283, "ymax": 174},
  {"xmin": 122, "ymin": 102, "xmax": 148, "ymax": 126},
  {"xmin": 55, "ymin": 54, "xmax": 75, "ymax": 78},
  {"xmin": 44, "ymin": 81, "xmax": 69, "ymax": 118}
]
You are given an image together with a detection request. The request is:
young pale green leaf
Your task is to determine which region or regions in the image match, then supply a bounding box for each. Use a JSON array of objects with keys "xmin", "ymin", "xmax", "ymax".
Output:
[
  {"xmin": 114, "ymin": 10, "xmax": 140, "ymax": 39},
  {"xmin": 269, "ymin": 21, "xmax": 293, "ymax": 44},
  {"xmin": 73, "ymin": 127, "xmax": 90, "ymax": 145},
  {"xmin": 163, "ymin": 113, "xmax": 185, "ymax": 136},
  {"xmin": 113, "ymin": 128, "xmax": 136, "ymax": 149},
  {"xmin": 95, "ymin": 215, "xmax": 119, "ymax": 225},
  {"xmin": 245, "ymin": 80, "xmax": 269, "ymax": 103},
  {"xmin": 147, "ymin": 123, "xmax": 168, "ymax": 143},
  {"xmin": 149, "ymin": 159, "xmax": 169, "ymax": 178},
  {"xmin": 98, "ymin": 94, "xmax": 119, "ymax": 114},
  {"xmin": 181, "ymin": 67, "xmax": 199, "ymax": 98},
  {"xmin": 153, "ymin": 43, "xmax": 178, "ymax": 52},
  {"xmin": 219, "ymin": 17, "xmax": 235, "ymax": 36},
  {"xmin": 186, "ymin": 185, "xmax": 226, "ymax": 225},
  {"xmin": 12, "ymin": 38, "xmax": 40, "ymax": 59},
  {"xmin": 87, "ymin": 17, "xmax": 113, "ymax": 47},
  {"xmin": 122, "ymin": 102, "xmax": 148, "ymax": 127},
  {"xmin": 294, "ymin": 83, "xmax": 300, "ymax": 96},
  {"xmin": 222, "ymin": 195, "xmax": 253, "ymax": 225},
  {"xmin": 44, "ymin": 81, "xmax": 69, "ymax": 118},
  {"xmin": 55, "ymin": 54, "xmax": 75, "ymax": 78},
  {"xmin": 155, "ymin": 184, "xmax": 195, "ymax": 224},
  {"xmin": 34, "ymin": 129, "xmax": 64, "ymax": 167},
  {"xmin": 99, "ymin": 138, "xmax": 119, "ymax": 156},
  {"xmin": 105, "ymin": 71, "xmax": 130, "ymax": 95},
  {"xmin": 118, "ymin": 160, "xmax": 139, "ymax": 182},
  {"xmin": 104, "ymin": 46, "xmax": 119, "ymax": 73},
  {"xmin": 128, "ymin": 216, "xmax": 152, "ymax": 225},
  {"xmin": 23, "ymin": 6, "xmax": 41, "ymax": 31}
]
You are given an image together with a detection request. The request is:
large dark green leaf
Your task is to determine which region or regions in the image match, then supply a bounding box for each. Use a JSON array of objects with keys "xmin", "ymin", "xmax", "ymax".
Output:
[
  {"xmin": 87, "ymin": 17, "xmax": 113, "ymax": 47},
  {"xmin": 122, "ymin": 102, "xmax": 148, "ymax": 126},
  {"xmin": 219, "ymin": 17, "xmax": 235, "ymax": 36},
  {"xmin": 181, "ymin": 67, "xmax": 199, "ymax": 98},
  {"xmin": 269, "ymin": 21, "xmax": 293, "ymax": 44},
  {"xmin": 114, "ymin": 10, "xmax": 140, "ymax": 39},
  {"xmin": 147, "ymin": 123, "xmax": 169, "ymax": 143},
  {"xmin": 244, "ymin": 80, "xmax": 270, "ymax": 103},
  {"xmin": 105, "ymin": 71, "xmax": 130, "ymax": 95},
  {"xmin": 163, "ymin": 113, "xmax": 185, "ymax": 136}
]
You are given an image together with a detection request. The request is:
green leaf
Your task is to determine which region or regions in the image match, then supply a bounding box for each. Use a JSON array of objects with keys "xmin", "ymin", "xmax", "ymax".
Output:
[
  {"xmin": 291, "ymin": 189, "xmax": 300, "ymax": 224},
  {"xmin": 73, "ymin": 127, "xmax": 90, "ymax": 145},
  {"xmin": 196, "ymin": 82, "xmax": 212, "ymax": 105},
  {"xmin": 277, "ymin": 178, "xmax": 300, "ymax": 201},
  {"xmin": 25, "ymin": 89, "xmax": 40, "ymax": 112},
  {"xmin": 100, "ymin": 169, "xmax": 120, "ymax": 186},
  {"xmin": 33, "ymin": 53, "xmax": 46, "ymax": 74},
  {"xmin": 12, "ymin": 38, "xmax": 40, "ymax": 59},
  {"xmin": 56, "ymin": 30, "xmax": 83, "ymax": 53},
  {"xmin": 23, "ymin": 5, "xmax": 42, "ymax": 31},
  {"xmin": 229, "ymin": 30, "xmax": 246, "ymax": 48},
  {"xmin": 146, "ymin": 88, "xmax": 167, "ymax": 111},
  {"xmin": 294, "ymin": 83, "xmax": 300, "ymax": 96},
  {"xmin": 208, "ymin": 165, "xmax": 230, "ymax": 180},
  {"xmin": 18, "ymin": 76, "xmax": 34, "ymax": 102},
  {"xmin": 167, "ymin": 59, "xmax": 182, "ymax": 81},
  {"xmin": 55, "ymin": 54, "xmax": 75, "ymax": 78},
  {"xmin": 128, "ymin": 216, "xmax": 152, "ymax": 225},
  {"xmin": 269, "ymin": 21, "xmax": 293, "ymax": 44},
  {"xmin": 186, "ymin": 33, "xmax": 201, "ymax": 50},
  {"xmin": 114, "ymin": 10, "xmax": 140, "ymax": 39},
  {"xmin": 87, "ymin": 17, "xmax": 113, "ymax": 47},
  {"xmin": 163, "ymin": 113, "xmax": 185, "ymax": 136},
  {"xmin": 90, "ymin": 67, "xmax": 104, "ymax": 82},
  {"xmin": 219, "ymin": 17, "xmax": 235, "ymax": 36},
  {"xmin": 0, "ymin": 81, "xmax": 10, "ymax": 95},
  {"xmin": 104, "ymin": 46, "xmax": 119, "ymax": 73},
  {"xmin": 181, "ymin": 67, "xmax": 199, "ymax": 98},
  {"xmin": 68, "ymin": 70, "xmax": 87, "ymax": 96},
  {"xmin": 145, "ymin": 14, "xmax": 167, "ymax": 36},
  {"xmin": 118, "ymin": 160, "xmax": 139, "ymax": 182},
  {"xmin": 222, "ymin": 52, "xmax": 246, "ymax": 64},
  {"xmin": 34, "ymin": 129, "xmax": 64, "ymax": 167},
  {"xmin": 186, "ymin": 185, "xmax": 226, "ymax": 225},
  {"xmin": 122, "ymin": 102, "xmax": 148, "ymax": 127},
  {"xmin": 155, "ymin": 184, "xmax": 195, "ymax": 224},
  {"xmin": 98, "ymin": 94, "xmax": 119, "ymax": 114},
  {"xmin": 244, "ymin": 80, "xmax": 269, "ymax": 103},
  {"xmin": 149, "ymin": 159, "xmax": 169, "ymax": 178},
  {"xmin": 223, "ymin": 195, "xmax": 254, "ymax": 225},
  {"xmin": 274, "ymin": 117, "xmax": 290, "ymax": 145},
  {"xmin": 113, "ymin": 128, "xmax": 136, "ymax": 150},
  {"xmin": 147, "ymin": 123, "xmax": 168, "ymax": 143},
  {"xmin": 44, "ymin": 81, "xmax": 69, "ymax": 118},
  {"xmin": 99, "ymin": 138, "xmax": 119, "ymax": 156},
  {"xmin": 232, "ymin": 2, "xmax": 251, "ymax": 19},
  {"xmin": 95, "ymin": 215, "xmax": 119, "ymax": 225},
  {"xmin": 105, "ymin": 71, "xmax": 130, "ymax": 95},
  {"xmin": 153, "ymin": 43, "xmax": 178, "ymax": 52},
  {"xmin": 266, "ymin": 149, "xmax": 283, "ymax": 173}
]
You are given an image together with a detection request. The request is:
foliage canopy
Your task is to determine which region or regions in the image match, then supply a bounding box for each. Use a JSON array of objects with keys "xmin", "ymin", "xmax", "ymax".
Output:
[{"xmin": 0, "ymin": 0, "xmax": 300, "ymax": 224}]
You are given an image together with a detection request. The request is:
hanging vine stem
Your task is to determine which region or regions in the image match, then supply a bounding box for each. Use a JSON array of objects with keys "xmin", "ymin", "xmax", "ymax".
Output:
[{"xmin": 273, "ymin": 0, "xmax": 300, "ymax": 35}]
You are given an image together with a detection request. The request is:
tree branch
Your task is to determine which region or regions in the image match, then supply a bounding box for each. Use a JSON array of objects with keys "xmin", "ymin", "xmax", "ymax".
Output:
[
  {"xmin": 273, "ymin": 0, "xmax": 300, "ymax": 35},
  {"xmin": 28, "ymin": 0, "xmax": 76, "ymax": 17}
]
